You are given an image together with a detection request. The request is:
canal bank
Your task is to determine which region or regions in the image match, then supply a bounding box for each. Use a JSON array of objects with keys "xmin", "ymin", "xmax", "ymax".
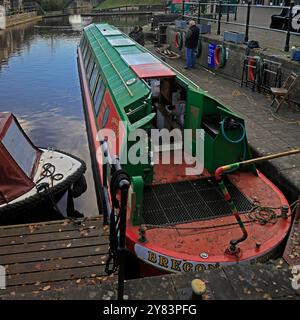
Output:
[
  {"xmin": 5, "ymin": 12, "xmax": 42, "ymax": 28},
  {"xmin": 150, "ymin": 39, "xmax": 300, "ymax": 203}
]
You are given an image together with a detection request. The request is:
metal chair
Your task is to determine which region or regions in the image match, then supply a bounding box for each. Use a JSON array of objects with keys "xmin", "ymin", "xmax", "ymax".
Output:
[{"xmin": 270, "ymin": 72, "xmax": 299, "ymax": 113}]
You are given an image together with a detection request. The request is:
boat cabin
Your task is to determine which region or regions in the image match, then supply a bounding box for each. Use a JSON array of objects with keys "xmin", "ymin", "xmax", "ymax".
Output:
[{"xmin": 78, "ymin": 24, "xmax": 251, "ymax": 183}]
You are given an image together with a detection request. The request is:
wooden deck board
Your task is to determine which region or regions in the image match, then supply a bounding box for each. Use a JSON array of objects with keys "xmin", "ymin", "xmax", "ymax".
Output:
[{"xmin": 0, "ymin": 216, "xmax": 116, "ymax": 297}]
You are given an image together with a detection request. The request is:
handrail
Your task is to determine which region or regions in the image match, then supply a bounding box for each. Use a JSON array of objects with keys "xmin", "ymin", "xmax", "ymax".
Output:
[
  {"xmin": 100, "ymin": 139, "xmax": 130, "ymax": 301},
  {"xmin": 89, "ymin": 26, "xmax": 134, "ymax": 97},
  {"xmin": 215, "ymin": 148, "xmax": 300, "ymax": 254}
]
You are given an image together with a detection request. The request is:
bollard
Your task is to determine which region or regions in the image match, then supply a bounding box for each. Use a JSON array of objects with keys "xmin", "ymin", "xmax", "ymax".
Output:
[
  {"xmin": 182, "ymin": 0, "xmax": 185, "ymax": 18},
  {"xmin": 217, "ymin": 1, "xmax": 223, "ymax": 35},
  {"xmin": 191, "ymin": 279, "xmax": 206, "ymax": 300},
  {"xmin": 284, "ymin": 1, "xmax": 295, "ymax": 52},
  {"xmin": 245, "ymin": 0, "xmax": 252, "ymax": 43}
]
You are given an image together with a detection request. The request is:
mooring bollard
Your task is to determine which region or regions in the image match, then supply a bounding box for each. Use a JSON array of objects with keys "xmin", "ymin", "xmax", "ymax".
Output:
[
  {"xmin": 191, "ymin": 279, "xmax": 206, "ymax": 300},
  {"xmin": 284, "ymin": 1, "xmax": 295, "ymax": 52},
  {"xmin": 217, "ymin": 1, "xmax": 223, "ymax": 35},
  {"xmin": 245, "ymin": 0, "xmax": 252, "ymax": 43}
]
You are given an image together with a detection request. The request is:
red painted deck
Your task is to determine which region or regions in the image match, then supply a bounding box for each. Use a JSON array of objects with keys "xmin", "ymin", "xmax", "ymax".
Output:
[{"xmin": 126, "ymin": 169, "xmax": 291, "ymax": 274}]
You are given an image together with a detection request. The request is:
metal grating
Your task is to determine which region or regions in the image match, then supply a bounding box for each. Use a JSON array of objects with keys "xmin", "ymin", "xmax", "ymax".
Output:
[{"xmin": 142, "ymin": 178, "xmax": 254, "ymax": 226}]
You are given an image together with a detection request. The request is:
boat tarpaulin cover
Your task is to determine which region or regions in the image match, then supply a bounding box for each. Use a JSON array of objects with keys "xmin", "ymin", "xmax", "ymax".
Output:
[{"xmin": 0, "ymin": 113, "xmax": 41, "ymax": 205}]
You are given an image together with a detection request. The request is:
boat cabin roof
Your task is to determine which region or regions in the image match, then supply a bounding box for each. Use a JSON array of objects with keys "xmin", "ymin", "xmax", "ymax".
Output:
[{"xmin": 82, "ymin": 24, "xmax": 176, "ymax": 109}]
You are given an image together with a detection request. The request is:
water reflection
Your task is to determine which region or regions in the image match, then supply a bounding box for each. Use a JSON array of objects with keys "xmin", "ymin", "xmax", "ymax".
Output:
[{"xmin": 0, "ymin": 15, "xmax": 152, "ymax": 218}]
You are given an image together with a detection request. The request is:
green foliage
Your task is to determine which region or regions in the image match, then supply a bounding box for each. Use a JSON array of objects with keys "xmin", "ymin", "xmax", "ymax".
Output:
[
  {"xmin": 97, "ymin": 0, "xmax": 164, "ymax": 10},
  {"xmin": 40, "ymin": 0, "xmax": 65, "ymax": 11}
]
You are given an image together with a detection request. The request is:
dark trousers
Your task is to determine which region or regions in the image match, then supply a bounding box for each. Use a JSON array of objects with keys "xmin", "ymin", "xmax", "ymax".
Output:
[{"xmin": 186, "ymin": 48, "xmax": 196, "ymax": 69}]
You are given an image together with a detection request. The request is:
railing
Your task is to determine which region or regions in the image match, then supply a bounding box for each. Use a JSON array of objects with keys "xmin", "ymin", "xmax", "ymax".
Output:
[
  {"xmin": 100, "ymin": 139, "xmax": 131, "ymax": 301},
  {"xmin": 179, "ymin": 0, "xmax": 300, "ymax": 52},
  {"xmin": 5, "ymin": 6, "xmax": 38, "ymax": 17}
]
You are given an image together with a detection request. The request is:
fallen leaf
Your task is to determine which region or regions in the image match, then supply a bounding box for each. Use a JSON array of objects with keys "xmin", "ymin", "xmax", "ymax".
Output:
[
  {"xmin": 66, "ymin": 243, "xmax": 72, "ymax": 248},
  {"xmin": 263, "ymin": 293, "xmax": 272, "ymax": 300},
  {"xmin": 43, "ymin": 285, "xmax": 51, "ymax": 291}
]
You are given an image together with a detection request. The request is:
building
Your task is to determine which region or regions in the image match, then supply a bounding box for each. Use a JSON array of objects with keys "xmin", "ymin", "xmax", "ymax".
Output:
[{"xmin": 0, "ymin": 0, "xmax": 23, "ymax": 11}]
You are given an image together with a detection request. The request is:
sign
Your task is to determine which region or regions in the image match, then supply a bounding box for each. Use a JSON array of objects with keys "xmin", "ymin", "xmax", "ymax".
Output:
[
  {"xmin": 135, "ymin": 244, "xmax": 224, "ymax": 273},
  {"xmin": 134, "ymin": 243, "xmax": 280, "ymax": 273},
  {"xmin": 0, "ymin": 6, "xmax": 6, "ymax": 30},
  {"xmin": 292, "ymin": 6, "xmax": 300, "ymax": 32},
  {"xmin": 208, "ymin": 43, "xmax": 216, "ymax": 69}
]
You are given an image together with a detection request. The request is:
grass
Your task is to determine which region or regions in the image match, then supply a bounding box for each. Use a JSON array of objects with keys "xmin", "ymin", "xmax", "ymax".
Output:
[{"xmin": 97, "ymin": 0, "xmax": 164, "ymax": 10}]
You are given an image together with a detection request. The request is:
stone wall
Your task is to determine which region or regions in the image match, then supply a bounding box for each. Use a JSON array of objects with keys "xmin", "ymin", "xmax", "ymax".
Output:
[{"xmin": 166, "ymin": 25, "xmax": 300, "ymax": 103}]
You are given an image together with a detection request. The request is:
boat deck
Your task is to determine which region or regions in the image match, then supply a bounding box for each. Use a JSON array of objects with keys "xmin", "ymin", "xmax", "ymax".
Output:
[{"xmin": 0, "ymin": 216, "xmax": 116, "ymax": 298}]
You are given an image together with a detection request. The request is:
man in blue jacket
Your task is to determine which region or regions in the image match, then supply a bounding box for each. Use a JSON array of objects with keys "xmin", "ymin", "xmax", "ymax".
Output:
[{"xmin": 184, "ymin": 20, "xmax": 200, "ymax": 70}]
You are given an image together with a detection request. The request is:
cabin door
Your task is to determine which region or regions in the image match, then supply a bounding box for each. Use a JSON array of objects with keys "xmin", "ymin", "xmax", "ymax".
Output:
[{"xmin": 185, "ymin": 89, "xmax": 205, "ymax": 159}]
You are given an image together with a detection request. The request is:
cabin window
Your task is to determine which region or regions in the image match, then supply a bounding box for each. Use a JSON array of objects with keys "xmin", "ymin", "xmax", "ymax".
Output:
[
  {"xmin": 89, "ymin": 65, "xmax": 98, "ymax": 92},
  {"xmin": 80, "ymin": 37, "xmax": 85, "ymax": 50},
  {"xmin": 87, "ymin": 60, "xmax": 95, "ymax": 80},
  {"xmin": 83, "ymin": 41, "xmax": 89, "ymax": 59},
  {"xmin": 93, "ymin": 79, "xmax": 105, "ymax": 115},
  {"xmin": 84, "ymin": 49, "xmax": 91, "ymax": 68}
]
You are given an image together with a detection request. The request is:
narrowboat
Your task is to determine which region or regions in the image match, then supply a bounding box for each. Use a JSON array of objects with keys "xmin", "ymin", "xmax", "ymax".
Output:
[
  {"xmin": 0, "ymin": 112, "xmax": 87, "ymax": 225},
  {"xmin": 77, "ymin": 23, "xmax": 292, "ymax": 275}
]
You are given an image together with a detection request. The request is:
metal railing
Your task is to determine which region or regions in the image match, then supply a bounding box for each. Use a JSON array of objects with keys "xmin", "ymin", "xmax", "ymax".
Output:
[
  {"xmin": 180, "ymin": 0, "xmax": 300, "ymax": 52},
  {"xmin": 100, "ymin": 139, "xmax": 130, "ymax": 301},
  {"xmin": 5, "ymin": 5, "xmax": 38, "ymax": 16}
]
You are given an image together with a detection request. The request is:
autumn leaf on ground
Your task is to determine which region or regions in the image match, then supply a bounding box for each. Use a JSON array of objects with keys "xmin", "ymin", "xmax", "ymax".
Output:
[{"xmin": 43, "ymin": 285, "xmax": 51, "ymax": 291}]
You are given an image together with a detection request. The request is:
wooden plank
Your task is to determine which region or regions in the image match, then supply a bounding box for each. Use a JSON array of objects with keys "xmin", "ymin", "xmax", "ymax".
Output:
[
  {"xmin": 0, "ymin": 228, "xmax": 104, "ymax": 246},
  {"xmin": 0, "ymin": 245, "xmax": 108, "ymax": 265},
  {"xmin": 6, "ymin": 255, "xmax": 109, "ymax": 275},
  {"xmin": 6, "ymin": 265, "xmax": 109, "ymax": 286},
  {"xmin": 0, "ymin": 274, "xmax": 116, "ymax": 296},
  {"xmin": 0, "ymin": 236, "xmax": 108, "ymax": 255},
  {"xmin": 0, "ymin": 217, "xmax": 104, "ymax": 238}
]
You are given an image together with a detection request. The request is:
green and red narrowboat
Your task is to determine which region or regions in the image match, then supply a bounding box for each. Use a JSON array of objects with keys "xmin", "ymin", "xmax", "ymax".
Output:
[{"xmin": 77, "ymin": 23, "xmax": 292, "ymax": 275}]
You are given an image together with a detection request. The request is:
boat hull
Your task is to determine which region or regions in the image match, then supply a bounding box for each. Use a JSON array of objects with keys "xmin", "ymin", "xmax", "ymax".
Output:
[
  {"xmin": 0, "ymin": 149, "xmax": 86, "ymax": 225},
  {"xmin": 77, "ymin": 33, "xmax": 292, "ymax": 277}
]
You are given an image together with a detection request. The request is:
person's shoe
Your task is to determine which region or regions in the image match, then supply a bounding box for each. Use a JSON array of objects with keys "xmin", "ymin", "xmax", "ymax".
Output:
[{"xmin": 184, "ymin": 66, "xmax": 191, "ymax": 70}]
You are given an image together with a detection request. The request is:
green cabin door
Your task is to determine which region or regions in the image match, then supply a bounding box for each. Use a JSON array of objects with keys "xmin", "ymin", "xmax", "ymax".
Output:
[{"xmin": 185, "ymin": 88, "xmax": 205, "ymax": 171}]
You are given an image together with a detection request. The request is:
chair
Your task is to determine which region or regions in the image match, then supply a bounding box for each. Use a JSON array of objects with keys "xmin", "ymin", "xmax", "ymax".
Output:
[{"xmin": 270, "ymin": 72, "xmax": 299, "ymax": 113}]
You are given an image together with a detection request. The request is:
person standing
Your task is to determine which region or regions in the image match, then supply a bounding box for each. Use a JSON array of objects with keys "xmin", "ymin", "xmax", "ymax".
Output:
[
  {"xmin": 184, "ymin": 20, "xmax": 200, "ymax": 70},
  {"xmin": 135, "ymin": 26, "xmax": 145, "ymax": 46},
  {"xmin": 129, "ymin": 26, "xmax": 139, "ymax": 41}
]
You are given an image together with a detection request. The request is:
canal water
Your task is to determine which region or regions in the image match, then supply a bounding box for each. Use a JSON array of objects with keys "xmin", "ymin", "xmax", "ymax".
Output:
[{"xmin": 0, "ymin": 15, "xmax": 151, "ymax": 217}]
